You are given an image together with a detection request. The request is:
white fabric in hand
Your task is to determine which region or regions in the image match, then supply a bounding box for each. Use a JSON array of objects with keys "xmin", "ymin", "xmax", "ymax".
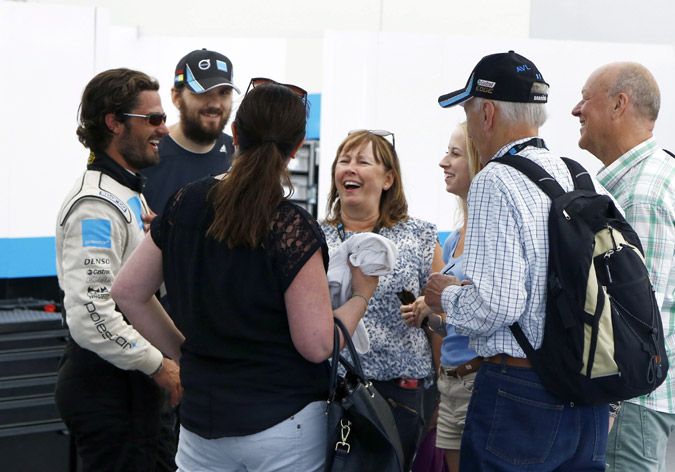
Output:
[{"xmin": 327, "ymin": 232, "xmax": 399, "ymax": 353}]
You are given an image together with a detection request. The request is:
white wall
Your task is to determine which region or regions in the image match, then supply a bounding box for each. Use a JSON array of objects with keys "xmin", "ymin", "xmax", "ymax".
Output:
[
  {"xmin": 0, "ymin": 2, "xmax": 290, "ymax": 239},
  {"xmin": 530, "ymin": 0, "xmax": 675, "ymax": 45},
  {"xmin": 319, "ymin": 32, "xmax": 675, "ymax": 231},
  {"xmin": 0, "ymin": 2, "xmax": 96, "ymax": 238},
  {"xmin": 25, "ymin": 0, "xmax": 532, "ymax": 92},
  {"xmin": 2, "ymin": 0, "xmax": 533, "ymax": 241},
  {"xmin": 2, "ymin": 0, "xmax": 674, "ymax": 240}
]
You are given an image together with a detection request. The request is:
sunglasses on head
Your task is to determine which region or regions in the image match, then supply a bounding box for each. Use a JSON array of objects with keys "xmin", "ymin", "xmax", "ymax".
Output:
[
  {"xmin": 120, "ymin": 112, "xmax": 167, "ymax": 126},
  {"xmin": 245, "ymin": 77, "xmax": 308, "ymax": 102},
  {"xmin": 348, "ymin": 129, "xmax": 396, "ymax": 150}
]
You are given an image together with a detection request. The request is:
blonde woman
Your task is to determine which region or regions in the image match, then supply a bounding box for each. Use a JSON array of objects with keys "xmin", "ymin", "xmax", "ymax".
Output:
[{"xmin": 403, "ymin": 122, "xmax": 481, "ymax": 471}]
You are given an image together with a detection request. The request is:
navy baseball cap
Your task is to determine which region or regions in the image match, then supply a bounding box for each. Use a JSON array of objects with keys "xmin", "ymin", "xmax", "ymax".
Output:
[
  {"xmin": 174, "ymin": 49, "xmax": 240, "ymax": 94},
  {"xmin": 438, "ymin": 50, "xmax": 548, "ymax": 108}
]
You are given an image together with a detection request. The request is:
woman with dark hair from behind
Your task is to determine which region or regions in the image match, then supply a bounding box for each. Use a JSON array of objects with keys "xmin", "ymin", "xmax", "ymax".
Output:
[{"xmin": 111, "ymin": 79, "xmax": 378, "ymax": 471}]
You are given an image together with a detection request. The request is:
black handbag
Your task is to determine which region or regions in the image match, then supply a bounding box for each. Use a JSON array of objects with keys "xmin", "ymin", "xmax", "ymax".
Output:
[{"xmin": 325, "ymin": 318, "xmax": 404, "ymax": 472}]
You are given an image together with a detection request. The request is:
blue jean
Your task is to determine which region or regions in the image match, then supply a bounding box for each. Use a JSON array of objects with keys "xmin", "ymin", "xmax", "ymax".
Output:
[
  {"xmin": 460, "ymin": 362, "xmax": 609, "ymax": 471},
  {"xmin": 371, "ymin": 379, "xmax": 425, "ymax": 471}
]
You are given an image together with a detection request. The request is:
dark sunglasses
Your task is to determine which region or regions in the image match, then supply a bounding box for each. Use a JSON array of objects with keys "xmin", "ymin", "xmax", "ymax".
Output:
[
  {"xmin": 245, "ymin": 77, "xmax": 308, "ymax": 102},
  {"xmin": 120, "ymin": 112, "xmax": 167, "ymax": 126},
  {"xmin": 348, "ymin": 129, "xmax": 396, "ymax": 150}
]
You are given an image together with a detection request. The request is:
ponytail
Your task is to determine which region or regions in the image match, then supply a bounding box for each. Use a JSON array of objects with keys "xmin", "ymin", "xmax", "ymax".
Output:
[
  {"xmin": 207, "ymin": 143, "xmax": 292, "ymax": 248},
  {"xmin": 206, "ymin": 83, "xmax": 306, "ymax": 248}
]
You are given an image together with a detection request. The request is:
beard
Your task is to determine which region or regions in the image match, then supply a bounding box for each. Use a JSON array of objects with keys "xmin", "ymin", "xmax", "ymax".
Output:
[
  {"xmin": 179, "ymin": 100, "xmax": 231, "ymax": 145},
  {"xmin": 118, "ymin": 125, "xmax": 159, "ymax": 171}
]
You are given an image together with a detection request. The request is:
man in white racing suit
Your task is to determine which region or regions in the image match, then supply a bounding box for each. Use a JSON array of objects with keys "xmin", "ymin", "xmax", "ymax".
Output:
[{"xmin": 54, "ymin": 68, "xmax": 184, "ymax": 472}]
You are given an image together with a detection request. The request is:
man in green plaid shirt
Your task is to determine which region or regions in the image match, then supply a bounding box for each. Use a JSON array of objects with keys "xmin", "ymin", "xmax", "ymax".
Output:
[{"xmin": 572, "ymin": 62, "xmax": 675, "ymax": 471}]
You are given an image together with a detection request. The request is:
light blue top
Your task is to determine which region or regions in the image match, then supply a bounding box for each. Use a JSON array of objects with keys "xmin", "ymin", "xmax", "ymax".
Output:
[{"xmin": 440, "ymin": 229, "xmax": 478, "ymax": 367}]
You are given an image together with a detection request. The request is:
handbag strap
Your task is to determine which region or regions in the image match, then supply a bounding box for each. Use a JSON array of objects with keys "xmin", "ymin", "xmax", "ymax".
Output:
[
  {"xmin": 334, "ymin": 317, "xmax": 367, "ymax": 377},
  {"xmin": 328, "ymin": 322, "xmax": 341, "ymax": 400},
  {"xmin": 328, "ymin": 318, "xmax": 368, "ymax": 401}
]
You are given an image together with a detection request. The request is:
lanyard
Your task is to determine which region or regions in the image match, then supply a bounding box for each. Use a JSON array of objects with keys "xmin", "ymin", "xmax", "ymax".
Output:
[
  {"xmin": 506, "ymin": 137, "xmax": 548, "ymax": 156},
  {"xmin": 336, "ymin": 222, "xmax": 380, "ymax": 242}
]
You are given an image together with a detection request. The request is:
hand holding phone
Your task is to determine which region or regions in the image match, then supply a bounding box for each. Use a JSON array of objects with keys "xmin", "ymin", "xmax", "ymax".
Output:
[{"xmin": 396, "ymin": 289, "xmax": 416, "ymax": 305}]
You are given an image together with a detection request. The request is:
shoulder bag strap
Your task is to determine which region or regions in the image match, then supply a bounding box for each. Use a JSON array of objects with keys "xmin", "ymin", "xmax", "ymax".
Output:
[
  {"xmin": 492, "ymin": 154, "xmax": 565, "ymax": 199},
  {"xmin": 328, "ymin": 323, "xmax": 341, "ymax": 401},
  {"xmin": 334, "ymin": 317, "xmax": 367, "ymax": 379}
]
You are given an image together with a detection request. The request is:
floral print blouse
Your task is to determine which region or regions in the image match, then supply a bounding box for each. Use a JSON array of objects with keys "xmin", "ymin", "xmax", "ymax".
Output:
[{"xmin": 321, "ymin": 217, "xmax": 437, "ymax": 380}]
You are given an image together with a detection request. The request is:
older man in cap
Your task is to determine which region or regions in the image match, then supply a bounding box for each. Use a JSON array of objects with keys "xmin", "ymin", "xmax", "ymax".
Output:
[
  {"xmin": 572, "ymin": 62, "xmax": 675, "ymax": 472},
  {"xmin": 143, "ymin": 48, "xmax": 239, "ymax": 215},
  {"xmin": 425, "ymin": 51, "xmax": 610, "ymax": 470}
]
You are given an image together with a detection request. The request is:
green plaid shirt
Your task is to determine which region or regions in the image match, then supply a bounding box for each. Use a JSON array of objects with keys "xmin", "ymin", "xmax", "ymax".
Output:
[{"xmin": 597, "ymin": 138, "xmax": 675, "ymax": 413}]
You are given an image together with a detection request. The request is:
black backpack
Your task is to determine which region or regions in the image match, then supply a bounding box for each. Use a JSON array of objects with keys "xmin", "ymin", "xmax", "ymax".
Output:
[{"xmin": 492, "ymin": 154, "xmax": 668, "ymax": 405}]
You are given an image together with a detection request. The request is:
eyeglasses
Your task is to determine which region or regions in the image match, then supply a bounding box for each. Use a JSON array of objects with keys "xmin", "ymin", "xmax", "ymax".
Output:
[
  {"xmin": 245, "ymin": 77, "xmax": 308, "ymax": 103},
  {"xmin": 120, "ymin": 112, "xmax": 167, "ymax": 126},
  {"xmin": 348, "ymin": 129, "xmax": 396, "ymax": 150}
]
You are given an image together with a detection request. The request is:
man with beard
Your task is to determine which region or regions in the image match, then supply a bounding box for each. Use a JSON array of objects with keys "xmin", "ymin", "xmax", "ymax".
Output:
[
  {"xmin": 142, "ymin": 48, "xmax": 238, "ymax": 215},
  {"xmin": 54, "ymin": 68, "xmax": 184, "ymax": 471}
]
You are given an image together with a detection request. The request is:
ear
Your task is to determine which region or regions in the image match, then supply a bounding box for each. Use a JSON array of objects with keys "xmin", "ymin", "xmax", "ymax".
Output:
[
  {"xmin": 288, "ymin": 139, "xmax": 305, "ymax": 158},
  {"xmin": 231, "ymin": 122, "xmax": 238, "ymax": 146},
  {"xmin": 383, "ymin": 170, "xmax": 395, "ymax": 191},
  {"xmin": 482, "ymin": 101, "xmax": 496, "ymax": 131},
  {"xmin": 171, "ymin": 87, "xmax": 182, "ymax": 109},
  {"xmin": 104, "ymin": 113, "xmax": 124, "ymax": 135},
  {"xmin": 613, "ymin": 92, "xmax": 629, "ymax": 116}
]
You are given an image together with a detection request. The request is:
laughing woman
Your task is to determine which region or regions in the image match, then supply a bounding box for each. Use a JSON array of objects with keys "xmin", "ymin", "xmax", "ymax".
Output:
[{"xmin": 321, "ymin": 129, "xmax": 445, "ymax": 470}]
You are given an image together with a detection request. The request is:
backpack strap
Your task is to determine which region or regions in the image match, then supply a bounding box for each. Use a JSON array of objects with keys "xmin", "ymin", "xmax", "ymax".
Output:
[
  {"xmin": 509, "ymin": 323, "xmax": 539, "ymax": 364},
  {"xmin": 561, "ymin": 157, "xmax": 594, "ymax": 191},
  {"xmin": 492, "ymin": 154, "xmax": 580, "ymax": 370},
  {"xmin": 491, "ymin": 155, "xmax": 565, "ymax": 199}
]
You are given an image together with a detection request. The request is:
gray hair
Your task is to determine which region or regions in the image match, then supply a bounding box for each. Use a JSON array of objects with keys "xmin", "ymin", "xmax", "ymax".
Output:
[
  {"xmin": 470, "ymin": 84, "xmax": 548, "ymax": 129},
  {"xmin": 609, "ymin": 63, "xmax": 660, "ymax": 122}
]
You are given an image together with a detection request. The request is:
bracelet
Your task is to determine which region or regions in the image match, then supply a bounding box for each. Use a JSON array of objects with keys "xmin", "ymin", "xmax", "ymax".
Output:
[
  {"xmin": 149, "ymin": 360, "xmax": 163, "ymax": 377},
  {"xmin": 351, "ymin": 293, "xmax": 369, "ymax": 310}
]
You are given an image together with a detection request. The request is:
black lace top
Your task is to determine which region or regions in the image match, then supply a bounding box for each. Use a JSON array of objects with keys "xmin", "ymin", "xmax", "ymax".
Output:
[{"xmin": 151, "ymin": 177, "xmax": 329, "ymax": 438}]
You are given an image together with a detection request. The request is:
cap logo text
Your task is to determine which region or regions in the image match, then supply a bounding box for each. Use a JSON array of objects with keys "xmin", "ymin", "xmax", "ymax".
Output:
[
  {"xmin": 516, "ymin": 64, "xmax": 531, "ymax": 73},
  {"xmin": 198, "ymin": 59, "xmax": 211, "ymax": 70}
]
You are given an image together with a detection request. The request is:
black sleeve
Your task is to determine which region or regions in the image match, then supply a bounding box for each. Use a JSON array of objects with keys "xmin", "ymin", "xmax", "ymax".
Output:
[
  {"xmin": 150, "ymin": 212, "xmax": 164, "ymax": 249},
  {"xmin": 150, "ymin": 184, "xmax": 191, "ymax": 249},
  {"xmin": 269, "ymin": 203, "xmax": 329, "ymax": 292}
]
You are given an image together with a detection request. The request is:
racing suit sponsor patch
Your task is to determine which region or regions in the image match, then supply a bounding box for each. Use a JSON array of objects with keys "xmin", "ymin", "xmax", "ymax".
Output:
[
  {"xmin": 84, "ymin": 257, "xmax": 110, "ymax": 265},
  {"xmin": 127, "ymin": 195, "xmax": 144, "ymax": 230},
  {"xmin": 98, "ymin": 190, "xmax": 130, "ymax": 219},
  {"xmin": 87, "ymin": 286, "xmax": 110, "ymax": 300},
  {"xmin": 82, "ymin": 219, "xmax": 112, "ymax": 248},
  {"xmin": 84, "ymin": 302, "xmax": 134, "ymax": 349}
]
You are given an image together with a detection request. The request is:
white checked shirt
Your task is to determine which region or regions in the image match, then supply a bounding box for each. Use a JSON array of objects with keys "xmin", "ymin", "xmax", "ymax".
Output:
[{"xmin": 441, "ymin": 137, "xmax": 611, "ymax": 357}]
